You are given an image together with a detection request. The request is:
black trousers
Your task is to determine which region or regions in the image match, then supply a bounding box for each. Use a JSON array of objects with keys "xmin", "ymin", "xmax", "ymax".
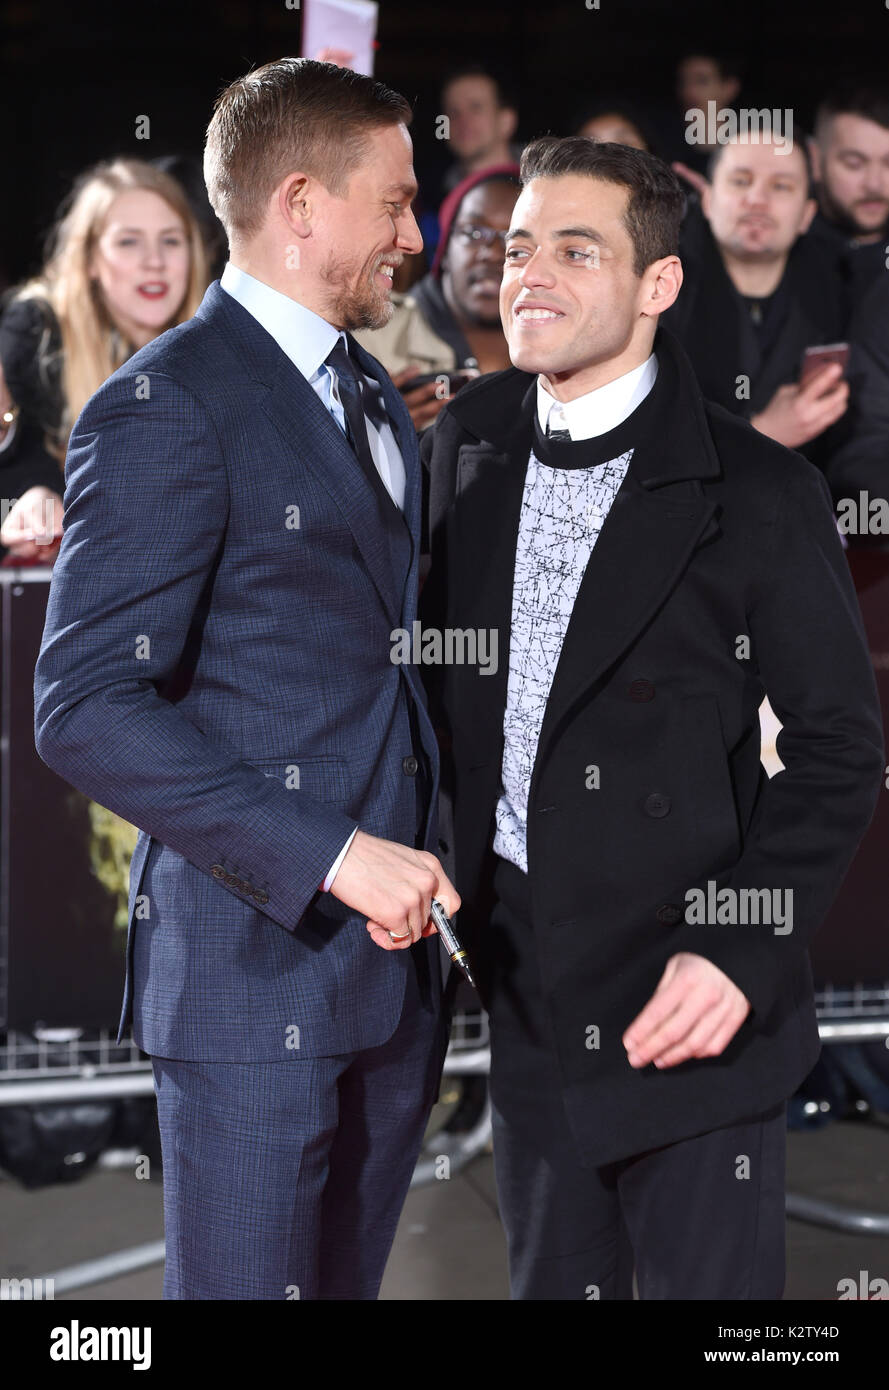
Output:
[{"xmin": 486, "ymin": 856, "xmax": 787, "ymax": 1301}]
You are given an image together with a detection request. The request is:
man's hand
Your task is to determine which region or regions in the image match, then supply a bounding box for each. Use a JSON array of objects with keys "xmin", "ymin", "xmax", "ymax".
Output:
[
  {"xmin": 329, "ymin": 828, "xmax": 461, "ymax": 950},
  {"xmin": 391, "ymin": 366, "xmax": 454, "ymax": 432},
  {"xmin": 0, "ymin": 485, "xmax": 64, "ymax": 562},
  {"xmin": 671, "ymin": 161, "xmax": 710, "ymax": 199},
  {"xmin": 622, "ymin": 952, "xmax": 751, "ymax": 1069},
  {"xmin": 751, "ymin": 363, "xmax": 849, "ymax": 449}
]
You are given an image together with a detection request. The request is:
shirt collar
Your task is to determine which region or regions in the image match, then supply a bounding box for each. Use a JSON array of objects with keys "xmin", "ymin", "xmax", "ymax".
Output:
[
  {"xmin": 535, "ymin": 353, "xmax": 658, "ymax": 441},
  {"xmin": 220, "ymin": 261, "xmax": 346, "ymax": 381}
]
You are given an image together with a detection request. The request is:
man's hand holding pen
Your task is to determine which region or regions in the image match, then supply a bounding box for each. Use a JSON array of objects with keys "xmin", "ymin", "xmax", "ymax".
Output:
[{"xmin": 329, "ymin": 828, "xmax": 461, "ymax": 951}]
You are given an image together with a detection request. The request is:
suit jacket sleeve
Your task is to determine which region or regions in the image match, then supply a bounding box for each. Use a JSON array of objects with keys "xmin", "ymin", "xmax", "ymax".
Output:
[
  {"xmin": 667, "ymin": 459, "xmax": 885, "ymax": 1019},
  {"xmin": 34, "ymin": 370, "xmax": 359, "ymax": 935}
]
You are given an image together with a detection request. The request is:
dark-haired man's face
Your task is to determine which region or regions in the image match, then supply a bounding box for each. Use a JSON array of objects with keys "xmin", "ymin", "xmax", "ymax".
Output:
[
  {"xmin": 441, "ymin": 181, "xmax": 519, "ymax": 327},
  {"xmin": 703, "ymin": 140, "xmax": 815, "ymax": 261},
  {"xmin": 815, "ymin": 114, "xmax": 889, "ymax": 237},
  {"xmin": 317, "ymin": 122, "xmax": 423, "ymax": 331},
  {"xmin": 443, "ymin": 76, "xmax": 515, "ymax": 163},
  {"xmin": 676, "ymin": 57, "xmax": 739, "ymax": 114},
  {"xmin": 501, "ymin": 174, "xmax": 680, "ymax": 395}
]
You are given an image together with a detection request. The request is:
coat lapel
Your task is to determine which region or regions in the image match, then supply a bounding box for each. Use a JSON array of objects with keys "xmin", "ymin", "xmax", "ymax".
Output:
[{"xmin": 443, "ymin": 329, "xmax": 724, "ymax": 773}]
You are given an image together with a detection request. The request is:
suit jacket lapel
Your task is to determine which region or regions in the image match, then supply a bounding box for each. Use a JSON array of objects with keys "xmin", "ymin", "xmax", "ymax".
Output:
[{"xmin": 198, "ymin": 283, "xmax": 406, "ymax": 630}]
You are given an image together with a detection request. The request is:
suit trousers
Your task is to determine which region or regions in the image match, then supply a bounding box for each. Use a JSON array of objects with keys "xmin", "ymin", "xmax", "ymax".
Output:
[
  {"xmin": 150, "ymin": 943, "xmax": 448, "ymax": 1300},
  {"xmin": 486, "ymin": 855, "xmax": 787, "ymax": 1301}
]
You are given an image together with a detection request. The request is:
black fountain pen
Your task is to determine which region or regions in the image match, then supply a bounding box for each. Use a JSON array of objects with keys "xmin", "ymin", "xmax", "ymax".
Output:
[{"xmin": 430, "ymin": 899, "xmax": 477, "ymax": 990}]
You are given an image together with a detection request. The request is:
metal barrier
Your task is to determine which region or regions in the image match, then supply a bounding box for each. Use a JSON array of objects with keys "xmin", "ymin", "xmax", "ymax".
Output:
[{"xmin": 2, "ymin": 989, "xmax": 888, "ymax": 1295}]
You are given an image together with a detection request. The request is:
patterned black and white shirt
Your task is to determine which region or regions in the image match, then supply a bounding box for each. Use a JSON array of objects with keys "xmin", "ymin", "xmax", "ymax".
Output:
[{"xmin": 493, "ymin": 355, "xmax": 658, "ymax": 874}]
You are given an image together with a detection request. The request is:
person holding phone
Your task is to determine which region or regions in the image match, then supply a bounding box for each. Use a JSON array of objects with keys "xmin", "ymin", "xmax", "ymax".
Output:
[{"xmin": 664, "ymin": 133, "xmax": 851, "ymax": 460}]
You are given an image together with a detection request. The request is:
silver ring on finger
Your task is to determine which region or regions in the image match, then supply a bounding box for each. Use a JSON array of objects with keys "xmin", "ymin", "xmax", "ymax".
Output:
[{"xmin": 387, "ymin": 929, "xmax": 411, "ymax": 941}]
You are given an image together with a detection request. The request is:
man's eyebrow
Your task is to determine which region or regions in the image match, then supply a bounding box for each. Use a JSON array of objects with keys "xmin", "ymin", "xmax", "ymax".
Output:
[
  {"xmin": 383, "ymin": 182, "xmax": 418, "ymax": 198},
  {"xmin": 506, "ymin": 225, "xmax": 609, "ymax": 243}
]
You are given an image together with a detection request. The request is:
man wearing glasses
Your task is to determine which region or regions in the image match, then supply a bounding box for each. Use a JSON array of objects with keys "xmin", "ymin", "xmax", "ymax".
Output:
[{"xmin": 354, "ymin": 166, "xmax": 520, "ymax": 432}]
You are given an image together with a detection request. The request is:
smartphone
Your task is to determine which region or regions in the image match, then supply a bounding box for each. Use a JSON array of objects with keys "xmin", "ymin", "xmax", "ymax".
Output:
[{"xmin": 800, "ymin": 343, "xmax": 850, "ymax": 386}]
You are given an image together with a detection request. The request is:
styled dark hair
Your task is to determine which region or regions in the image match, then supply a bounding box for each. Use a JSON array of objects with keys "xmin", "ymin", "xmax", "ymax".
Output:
[
  {"xmin": 204, "ymin": 57, "xmax": 412, "ymax": 241},
  {"xmin": 518, "ymin": 136, "xmax": 685, "ymax": 276},
  {"xmin": 815, "ymin": 85, "xmax": 889, "ymax": 141}
]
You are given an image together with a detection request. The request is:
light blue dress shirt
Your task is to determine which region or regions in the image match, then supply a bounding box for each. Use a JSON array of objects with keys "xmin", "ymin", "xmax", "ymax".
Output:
[{"xmin": 220, "ymin": 262, "xmax": 411, "ymax": 889}]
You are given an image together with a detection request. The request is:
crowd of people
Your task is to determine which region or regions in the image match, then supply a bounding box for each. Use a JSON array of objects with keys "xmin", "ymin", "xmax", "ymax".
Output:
[
  {"xmin": 22, "ymin": 49, "xmax": 889, "ymax": 1304},
  {"xmin": 1, "ymin": 53, "xmax": 887, "ymax": 564}
]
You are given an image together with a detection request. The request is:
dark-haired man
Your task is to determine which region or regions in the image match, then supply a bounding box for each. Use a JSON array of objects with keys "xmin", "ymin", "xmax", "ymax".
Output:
[
  {"xmin": 421, "ymin": 137, "xmax": 882, "ymax": 1299},
  {"xmin": 665, "ymin": 134, "xmax": 850, "ymax": 459},
  {"xmin": 439, "ymin": 65, "xmax": 522, "ymax": 197},
  {"xmin": 809, "ymin": 87, "xmax": 889, "ymax": 307}
]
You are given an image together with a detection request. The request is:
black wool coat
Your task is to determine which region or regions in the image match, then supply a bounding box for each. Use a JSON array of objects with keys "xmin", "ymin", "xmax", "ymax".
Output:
[{"xmin": 420, "ymin": 325, "xmax": 884, "ymax": 1165}]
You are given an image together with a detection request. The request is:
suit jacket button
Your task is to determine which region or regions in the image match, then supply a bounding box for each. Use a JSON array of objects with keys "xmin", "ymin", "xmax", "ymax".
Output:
[
  {"xmin": 643, "ymin": 792, "xmax": 671, "ymax": 817},
  {"xmin": 656, "ymin": 903, "xmax": 684, "ymax": 924},
  {"xmin": 210, "ymin": 864, "xmax": 226, "ymax": 879},
  {"xmin": 402, "ymin": 754, "xmax": 419, "ymax": 776},
  {"xmin": 253, "ymin": 890, "xmax": 269, "ymax": 904},
  {"xmin": 627, "ymin": 679, "xmax": 655, "ymax": 702},
  {"xmin": 438, "ymin": 838, "xmax": 450, "ymax": 854}
]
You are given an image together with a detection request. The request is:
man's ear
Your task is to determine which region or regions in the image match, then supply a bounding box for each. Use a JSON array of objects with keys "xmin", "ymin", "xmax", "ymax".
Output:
[
  {"xmin": 498, "ymin": 106, "xmax": 518, "ymax": 144},
  {"xmin": 642, "ymin": 255, "xmax": 683, "ymax": 318},
  {"xmin": 798, "ymin": 197, "xmax": 818, "ymax": 236},
  {"xmin": 278, "ymin": 172, "xmax": 314, "ymax": 239},
  {"xmin": 807, "ymin": 135, "xmax": 823, "ymax": 183}
]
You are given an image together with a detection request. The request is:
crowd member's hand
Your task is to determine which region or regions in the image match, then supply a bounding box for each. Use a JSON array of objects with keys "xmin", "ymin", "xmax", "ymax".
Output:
[
  {"xmin": 751, "ymin": 363, "xmax": 849, "ymax": 449},
  {"xmin": 0, "ymin": 485, "xmax": 64, "ymax": 562},
  {"xmin": 671, "ymin": 161, "xmax": 710, "ymax": 198},
  {"xmin": 329, "ymin": 828, "xmax": 461, "ymax": 950},
  {"xmin": 391, "ymin": 365, "xmax": 455, "ymax": 432},
  {"xmin": 623, "ymin": 952, "xmax": 751, "ymax": 1069},
  {"xmin": 313, "ymin": 47, "xmax": 356, "ymax": 68}
]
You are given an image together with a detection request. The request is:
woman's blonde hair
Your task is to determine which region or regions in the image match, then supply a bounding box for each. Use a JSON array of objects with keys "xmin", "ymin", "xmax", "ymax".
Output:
[{"xmin": 14, "ymin": 157, "xmax": 208, "ymax": 455}]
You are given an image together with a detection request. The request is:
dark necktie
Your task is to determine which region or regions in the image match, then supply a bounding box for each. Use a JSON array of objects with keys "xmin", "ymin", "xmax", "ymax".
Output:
[
  {"xmin": 546, "ymin": 412, "xmax": 571, "ymax": 442},
  {"xmin": 325, "ymin": 339, "xmax": 398, "ymax": 514}
]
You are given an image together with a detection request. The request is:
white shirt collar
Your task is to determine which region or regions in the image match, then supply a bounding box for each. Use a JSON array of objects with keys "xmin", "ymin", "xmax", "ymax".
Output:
[
  {"xmin": 219, "ymin": 261, "xmax": 346, "ymax": 380},
  {"xmin": 536, "ymin": 353, "xmax": 658, "ymax": 441}
]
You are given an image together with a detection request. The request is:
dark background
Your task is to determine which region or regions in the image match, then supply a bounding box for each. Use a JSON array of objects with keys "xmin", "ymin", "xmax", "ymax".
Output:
[{"xmin": 3, "ymin": 0, "xmax": 889, "ymax": 282}]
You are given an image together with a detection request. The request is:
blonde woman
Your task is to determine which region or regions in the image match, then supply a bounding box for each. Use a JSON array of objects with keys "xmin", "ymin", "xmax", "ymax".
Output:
[{"xmin": 0, "ymin": 157, "xmax": 208, "ymax": 561}]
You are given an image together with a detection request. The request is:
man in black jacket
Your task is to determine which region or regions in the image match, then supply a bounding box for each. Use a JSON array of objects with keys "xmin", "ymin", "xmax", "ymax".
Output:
[
  {"xmin": 664, "ymin": 134, "xmax": 850, "ymax": 464},
  {"xmin": 421, "ymin": 137, "xmax": 883, "ymax": 1300}
]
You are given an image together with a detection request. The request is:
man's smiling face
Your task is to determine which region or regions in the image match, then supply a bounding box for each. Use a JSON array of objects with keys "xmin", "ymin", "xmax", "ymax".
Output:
[{"xmin": 500, "ymin": 174, "xmax": 647, "ymax": 386}]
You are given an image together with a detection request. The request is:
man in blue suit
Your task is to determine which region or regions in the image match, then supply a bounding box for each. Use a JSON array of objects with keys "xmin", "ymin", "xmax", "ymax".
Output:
[{"xmin": 34, "ymin": 57, "xmax": 459, "ymax": 1300}]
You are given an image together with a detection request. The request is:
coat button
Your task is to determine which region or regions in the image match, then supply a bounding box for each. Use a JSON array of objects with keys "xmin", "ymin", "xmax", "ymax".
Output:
[
  {"xmin": 627, "ymin": 679, "xmax": 655, "ymax": 702},
  {"xmin": 643, "ymin": 792, "xmax": 671, "ymax": 817},
  {"xmin": 402, "ymin": 754, "xmax": 419, "ymax": 776},
  {"xmin": 656, "ymin": 902, "xmax": 684, "ymax": 925},
  {"xmin": 253, "ymin": 890, "xmax": 269, "ymax": 905},
  {"xmin": 210, "ymin": 864, "xmax": 226, "ymax": 879},
  {"xmin": 438, "ymin": 838, "xmax": 450, "ymax": 854}
]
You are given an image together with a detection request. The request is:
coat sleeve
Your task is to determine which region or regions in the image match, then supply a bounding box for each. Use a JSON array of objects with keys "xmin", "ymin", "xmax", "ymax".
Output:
[
  {"xmin": 667, "ymin": 458, "xmax": 885, "ymax": 1020},
  {"xmin": 34, "ymin": 370, "xmax": 358, "ymax": 935},
  {"xmin": 823, "ymin": 278, "xmax": 889, "ymax": 504}
]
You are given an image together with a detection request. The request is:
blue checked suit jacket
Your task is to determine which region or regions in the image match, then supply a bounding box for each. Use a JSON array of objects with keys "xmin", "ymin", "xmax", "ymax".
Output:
[{"xmin": 34, "ymin": 280, "xmax": 442, "ymax": 1060}]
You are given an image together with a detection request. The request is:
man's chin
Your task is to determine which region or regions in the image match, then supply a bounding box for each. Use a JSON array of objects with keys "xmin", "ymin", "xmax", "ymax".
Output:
[
  {"xmin": 342, "ymin": 293, "xmax": 395, "ymax": 333},
  {"xmin": 507, "ymin": 341, "xmax": 569, "ymax": 375}
]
